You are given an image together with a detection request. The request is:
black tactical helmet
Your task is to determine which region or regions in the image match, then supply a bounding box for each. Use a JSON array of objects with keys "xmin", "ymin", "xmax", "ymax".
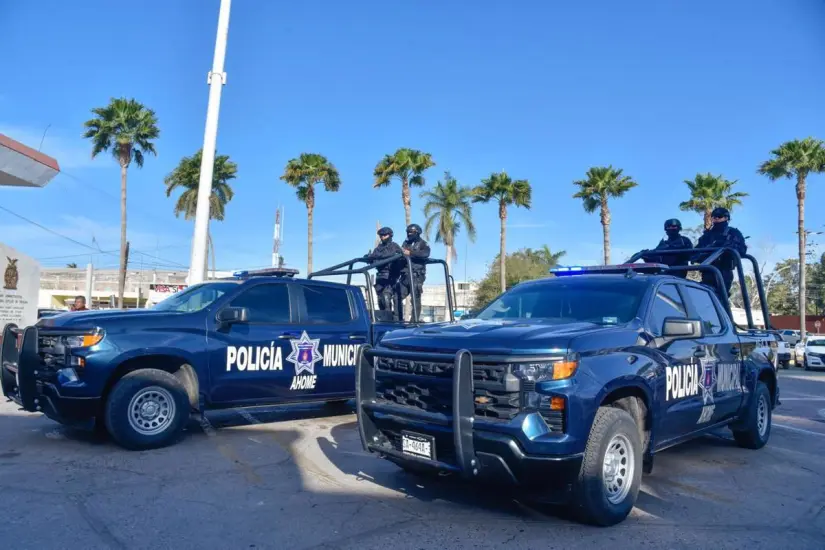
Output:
[
  {"xmin": 406, "ymin": 223, "xmax": 422, "ymax": 236},
  {"xmin": 711, "ymin": 207, "xmax": 730, "ymax": 219},
  {"xmin": 377, "ymin": 226, "xmax": 393, "ymax": 237},
  {"xmin": 664, "ymin": 218, "xmax": 682, "ymax": 230}
]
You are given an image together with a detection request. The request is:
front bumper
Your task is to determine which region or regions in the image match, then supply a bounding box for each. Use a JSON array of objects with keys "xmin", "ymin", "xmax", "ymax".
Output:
[
  {"xmin": 356, "ymin": 346, "xmax": 583, "ymax": 496},
  {"xmin": 806, "ymin": 354, "xmax": 825, "ymax": 368},
  {"xmin": 2, "ymin": 324, "xmax": 100, "ymax": 428}
]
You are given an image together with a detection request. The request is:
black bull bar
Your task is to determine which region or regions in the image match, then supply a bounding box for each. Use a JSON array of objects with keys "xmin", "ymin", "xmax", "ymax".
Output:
[
  {"xmin": 1, "ymin": 323, "xmax": 92, "ymax": 413},
  {"xmin": 1, "ymin": 323, "xmax": 36, "ymax": 411},
  {"xmin": 355, "ymin": 345, "xmax": 479, "ymax": 478}
]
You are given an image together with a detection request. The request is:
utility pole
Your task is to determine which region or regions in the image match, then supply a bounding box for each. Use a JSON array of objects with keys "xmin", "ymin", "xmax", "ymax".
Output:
[
  {"xmin": 189, "ymin": 0, "xmax": 232, "ymax": 285},
  {"xmin": 85, "ymin": 263, "xmax": 93, "ymax": 310}
]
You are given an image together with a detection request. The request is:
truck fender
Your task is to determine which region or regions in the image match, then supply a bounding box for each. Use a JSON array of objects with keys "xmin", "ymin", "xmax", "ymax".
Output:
[
  {"xmin": 103, "ymin": 347, "xmax": 202, "ymax": 411},
  {"xmin": 590, "ymin": 377, "xmax": 655, "ymax": 451},
  {"xmin": 730, "ymin": 365, "xmax": 777, "ymax": 431}
]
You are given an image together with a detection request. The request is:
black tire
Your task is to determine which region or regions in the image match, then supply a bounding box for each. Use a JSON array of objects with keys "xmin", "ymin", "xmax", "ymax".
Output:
[
  {"xmin": 104, "ymin": 369, "xmax": 190, "ymax": 450},
  {"xmin": 804, "ymin": 357, "xmax": 810, "ymax": 371},
  {"xmin": 732, "ymin": 381, "xmax": 771, "ymax": 450},
  {"xmin": 571, "ymin": 407, "xmax": 643, "ymax": 526}
]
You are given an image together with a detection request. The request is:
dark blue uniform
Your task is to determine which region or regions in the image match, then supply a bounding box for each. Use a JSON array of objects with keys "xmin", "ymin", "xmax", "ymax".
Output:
[
  {"xmin": 642, "ymin": 235, "xmax": 694, "ymax": 278},
  {"xmin": 396, "ymin": 225, "xmax": 430, "ymax": 322},
  {"xmin": 366, "ymin": 231, "xmax": 403, "ymax": 313},
  {"xmin": 694, "ymin": 222, "xmax": 747, "ymax": 301}
]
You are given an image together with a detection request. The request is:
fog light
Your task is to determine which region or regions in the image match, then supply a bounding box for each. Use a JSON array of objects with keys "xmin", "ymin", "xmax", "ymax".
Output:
[
  {"xmin": 524, "ymin": 392, "xmax": 566, "ymax": 412},
  {"xmin": 69, "ymin": 356, "xmax": 85, "ymax": 368},
  {"xmin": 57, "ymin": 368, "xmax": 79, "ymax": 383}
]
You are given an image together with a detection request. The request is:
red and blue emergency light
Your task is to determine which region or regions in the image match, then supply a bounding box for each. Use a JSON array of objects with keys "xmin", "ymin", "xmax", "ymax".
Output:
[{"xmin": 550, "ymin": 263, "xmax": 670, "ymax": 276}]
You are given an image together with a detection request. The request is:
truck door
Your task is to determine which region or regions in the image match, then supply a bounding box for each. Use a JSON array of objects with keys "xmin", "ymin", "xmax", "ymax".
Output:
[
  {"xmin": 287, "ymin": 283, "xmax": 367, "ymax": 399},
  {"xmin": 207, "ymin": 282, "xmax": 296, "ymax": 405},
  {"xmin": 681, "ymin": 285, "xmax": 744, "ymax": 424},
  {"xmin": 647, "ymin": 283, "xmax": 706, "ymax": 444}
]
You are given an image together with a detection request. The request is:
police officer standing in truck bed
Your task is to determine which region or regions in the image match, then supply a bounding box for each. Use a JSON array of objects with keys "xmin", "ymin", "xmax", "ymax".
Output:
[
  {"xmin": 641, "ymin": 218, "xmax": 694, "ymax": 278},
  {"xmin": 396, "ymin": 223, "xmax": 430, "ymax": 322},
  {"xmin": 365, "ymin": 226, "xmax": 403, "ymax": 317},
  {"xmin": 693, "ymin": 207, "xmax": 747, "ymax": 302}
]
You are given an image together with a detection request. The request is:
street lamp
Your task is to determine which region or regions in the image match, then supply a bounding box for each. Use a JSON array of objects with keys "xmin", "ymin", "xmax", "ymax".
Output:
[{"xmin": 188, "ymin": 0, "xmax": 232, "ymax": 285}]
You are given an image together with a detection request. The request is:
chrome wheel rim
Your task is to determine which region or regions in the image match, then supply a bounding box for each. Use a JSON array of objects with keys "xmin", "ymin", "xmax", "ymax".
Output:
[
  {"xmin": 602, "ymin": 434, "xmax": 634, "ymax": 505},
  {"xmin": 128, "ymin": 386, "xmax": 175, "ymax": 436},
  {"xmin": 757, "ymin": 394, "xmax": 769, "ymax": 438}
]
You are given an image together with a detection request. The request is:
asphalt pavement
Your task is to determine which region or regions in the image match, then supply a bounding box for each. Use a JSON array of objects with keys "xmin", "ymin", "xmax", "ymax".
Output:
[{"xmin": 2, "ymin": 369, "xmax": 825, "ymax": 549}]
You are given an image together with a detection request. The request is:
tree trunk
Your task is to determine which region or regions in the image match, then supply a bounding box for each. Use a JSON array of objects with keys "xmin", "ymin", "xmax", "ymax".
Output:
[
  {"xmin": 703, "ymin": 208, "xmax": 712, "ymax": 230},
  {"xmin": 797, "ymin": 173, "xmax": 807, "ymax": 337},
  {"xmin": 118, "ymin": 161, "xmax": 128, "ymax": 308},
  {"xmin": 402, "ymin": 175, "xmax": 411, "ymax": 227},
  {"xmin": 499, "ymin": 201, "xmax": 507, "ymax": 293},
  {"xmin": 306, "ymin": 190, "xmax": 315, "ymax": 275},
  {"xmin": 601, "ymin": 197, "xmax": 611, "ymax": 265},
  {"xmin": 445, "ymin": 243, "xmax": 452, "ymax": 277}
]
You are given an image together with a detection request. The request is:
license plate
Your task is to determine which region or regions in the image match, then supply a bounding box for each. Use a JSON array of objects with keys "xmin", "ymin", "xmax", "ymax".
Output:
[{"xmin": 401, "ymin": 431, "xmax": 435, "ymax": 460}]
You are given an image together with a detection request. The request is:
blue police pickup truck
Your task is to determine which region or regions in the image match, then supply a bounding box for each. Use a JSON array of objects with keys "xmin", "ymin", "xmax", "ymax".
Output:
[
  {"xmin": 355, "ymin": 252, "xmax": 779, "ymax": 526},
  {"xmin": 1, "ymin": 256, "xmax": 457, "ymax": 450}
]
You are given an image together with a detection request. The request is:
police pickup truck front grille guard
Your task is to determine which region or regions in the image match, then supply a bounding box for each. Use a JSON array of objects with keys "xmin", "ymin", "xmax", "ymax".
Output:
[
  {"xmin": 625, "ymin": 247, "xmax": 770, "ymax": 331},
  {"xmin": 356, "ymin": 345, "xmax": 478, "ymax": 478},
  {"xmin": 1, "ymin": 323, "xmax": 96, "ymax": 412}
]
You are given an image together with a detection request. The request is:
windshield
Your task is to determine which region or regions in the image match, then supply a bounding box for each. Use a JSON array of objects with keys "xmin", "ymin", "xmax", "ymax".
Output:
[
  {"xmin": 807, "ymin": 338, "xmax": 825, "ymax": 347},
  {"xmin": 151, "ymin": 282, "xmax": 238, "ymax": 313},
  {"xmin": 474, "ymin": 278, "xmax": 648, "ymax": 325}
]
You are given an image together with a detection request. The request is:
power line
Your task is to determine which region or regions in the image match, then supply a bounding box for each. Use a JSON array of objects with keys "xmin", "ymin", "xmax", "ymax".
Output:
[{"xmin": 0, "ymin": 205, "xmax": 189, "ymax": 268}]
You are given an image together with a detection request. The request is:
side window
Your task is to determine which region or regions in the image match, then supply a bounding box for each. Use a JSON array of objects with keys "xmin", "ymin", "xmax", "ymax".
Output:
[
  {"xmin": 302, "ymin": 285, "xmax": 353, "ymax": 324},
  {"xmin": 684, "ymin": 286, "xmax": 724, "ymax": 335},
  {"xmin": 229, "ymin": 284, "xmax": 291, "ymax": 323},
  {"xmin": 649, "ymin": 284, "xmax": 687, "ymax": 336}
]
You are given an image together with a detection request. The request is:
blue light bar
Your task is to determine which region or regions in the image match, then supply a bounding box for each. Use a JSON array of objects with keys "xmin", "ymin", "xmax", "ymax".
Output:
[{"xmin": 551, "ymin": 263, "xmax": 669, "ymax": 276}]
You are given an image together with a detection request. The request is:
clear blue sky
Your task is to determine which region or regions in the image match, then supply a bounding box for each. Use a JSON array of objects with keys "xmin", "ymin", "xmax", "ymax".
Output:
[{"xmin": 1, "ymin": 0, "xmax": 824, "ymax": 282}]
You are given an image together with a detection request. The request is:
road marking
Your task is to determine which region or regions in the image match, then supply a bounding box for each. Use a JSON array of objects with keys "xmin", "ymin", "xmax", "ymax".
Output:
[
  {"xmin": 777, "ymin": 397, "xmax": 825, "ymax": 401},
  {"xmin": 774, "ymin": 423, "xmax": 825, "ymax": 438}
]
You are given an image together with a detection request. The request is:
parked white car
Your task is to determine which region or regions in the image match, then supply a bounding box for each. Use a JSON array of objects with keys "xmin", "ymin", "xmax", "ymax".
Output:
[{"xmin": 795, "ymin": 336, "xmax": 825, "ymax": 370}]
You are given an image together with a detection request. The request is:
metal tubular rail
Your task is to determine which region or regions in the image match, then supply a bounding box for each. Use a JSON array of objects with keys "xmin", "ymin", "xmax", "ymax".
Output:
[
  {"xmin": 355, "ymin": 345, "xmax": 478, "ymax": 478},
  {"xmin": 0, "ymin": 323, "xmax": 20, "ymax": 397},
  {"xmin": 309, "ymin": 255, "xmax": 457, "ymax": 324},
  {"xmin": 625, "ymin": 246, "xmax": 771, "ymax": 330}
]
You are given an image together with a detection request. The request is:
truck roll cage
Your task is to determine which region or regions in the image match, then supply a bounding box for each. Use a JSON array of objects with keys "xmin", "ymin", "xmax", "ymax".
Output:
[
  {"xmin": 624, "ymin": 246, "xmax": 771, "ymax": 331},
  {"xmin": 308, "ymin": 254, "xmax": 457, "ymax": 324}
]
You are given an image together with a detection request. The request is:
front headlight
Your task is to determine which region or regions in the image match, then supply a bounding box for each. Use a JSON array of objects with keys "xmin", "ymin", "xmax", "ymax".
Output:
[
  {"xmin": 512, "ymin": 355, "xmax": 579, "ymax": 383},
  {"xmin": 62, "ymin": 332, "xmax": 104, "ymax": 348}
]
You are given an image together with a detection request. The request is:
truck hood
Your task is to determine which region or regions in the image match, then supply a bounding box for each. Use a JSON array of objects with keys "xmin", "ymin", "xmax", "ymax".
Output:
[
  {"xmin": 379, "ymin": 318, "xmax": 624, "ymax": 355},
  {"xmin": 37, "ymin": 308, "xmax": 182, "ymax": 328}
]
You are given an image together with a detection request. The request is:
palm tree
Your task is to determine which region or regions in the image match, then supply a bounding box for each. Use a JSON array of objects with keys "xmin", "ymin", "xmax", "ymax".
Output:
[
  {"xmin": 473, "ymin": 172, "xmax": 532, "ymax": 293},
  {"xmin": 280, "ymin": 153, "xmax": 341, "ymax": 274},
  {"xmin": 164, "ymin": 149, "xmax": 237, "ymax": 277},
  {"xmin": 679, "ymin": 173, "xmax": 748, "ymax": 230},
  {"xmin": 82, "ymin": 98, "xmax": 159, "ymax": 308},
  {"xmin": 532, "ymin": 245, "xmax": 567, "ymax": 268},
  {"xmin": 758, "ymin": 137, "xmax": 825, "ymax": 337},
  {"xmin": 373, "ymin": 148, "xmax": 436, "ymax": 226},
  {"xmin": 572, "ymin": 166, "xmax": 637, "ymax": 265},
  {"xmin": 420, "ymin": 171, "xmax": 476, "ymax": 274},
  {"xmin": 66, "ymin": 263, "xmax": 78, "ymax": 269}
]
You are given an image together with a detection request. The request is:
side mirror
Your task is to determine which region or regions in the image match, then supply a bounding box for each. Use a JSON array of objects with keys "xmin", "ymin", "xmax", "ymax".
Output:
[
  {"xmin": 217, "ymin": 307, "xmax": 249, "ymax": 325},
  {"xmin": 662, "ymin": 317, "xmax": 704, "ymax": 339}
]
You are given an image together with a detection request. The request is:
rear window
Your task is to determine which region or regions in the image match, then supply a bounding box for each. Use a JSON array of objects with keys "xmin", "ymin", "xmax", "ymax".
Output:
[
  {"xmin": 301, "ymin": 285, "xmax": 353, "ymax": 324},
  {"xmin": 475, "ymin": 277, "xmax": 648, "ymax": 325}
]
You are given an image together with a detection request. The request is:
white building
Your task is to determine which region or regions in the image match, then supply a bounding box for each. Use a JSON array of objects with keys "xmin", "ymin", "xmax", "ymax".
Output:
[{"xmin": 39, "ymin": 267, "xmax": 478, "ymax": 319}]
